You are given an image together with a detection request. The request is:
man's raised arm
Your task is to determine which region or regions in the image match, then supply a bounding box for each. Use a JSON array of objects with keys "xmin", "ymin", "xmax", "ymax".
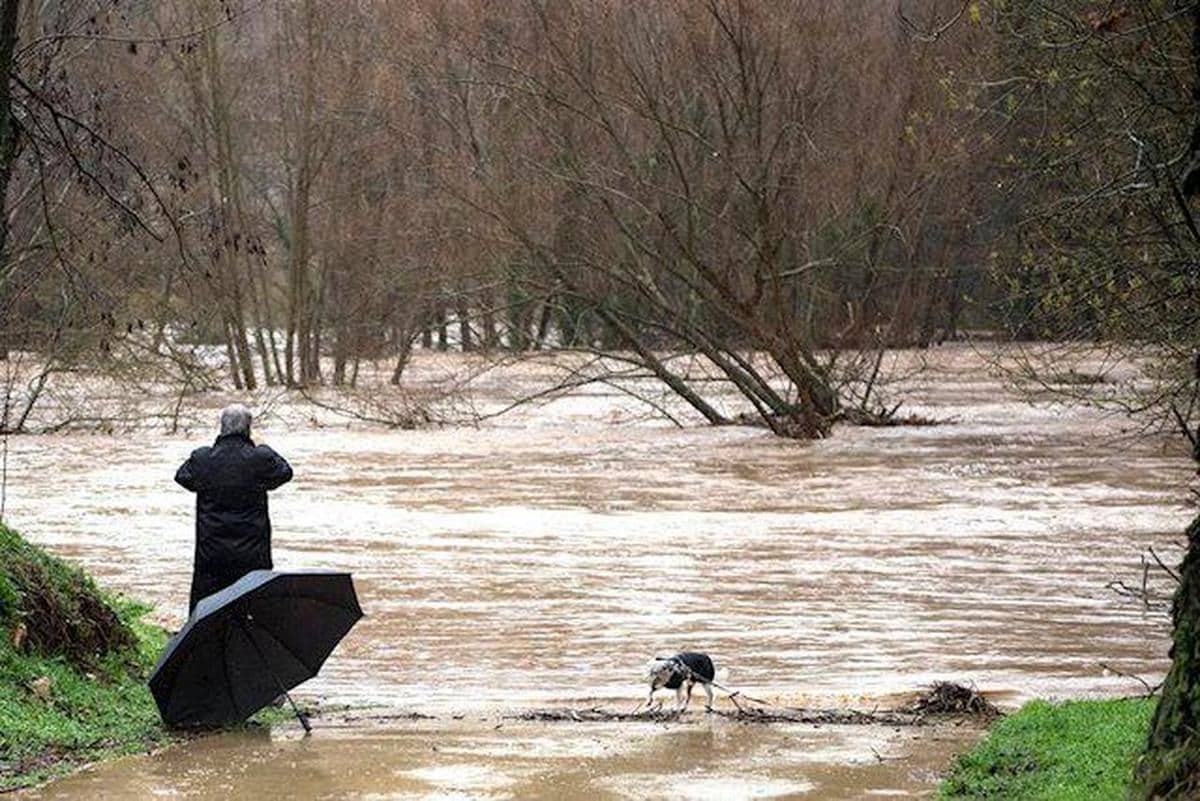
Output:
[
  {"xmin": 257, "ymin": 446, "xmax": 293, "ymax": 491},
  {"xmin": 174, "ymin": 449, "xmax": 206, "ymax": 492}
]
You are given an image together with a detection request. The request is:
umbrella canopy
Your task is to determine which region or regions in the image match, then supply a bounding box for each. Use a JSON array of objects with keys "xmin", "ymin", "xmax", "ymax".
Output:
[{"xmin": 149, "ymin": 570, "xmax": 362, "ymax": 730}]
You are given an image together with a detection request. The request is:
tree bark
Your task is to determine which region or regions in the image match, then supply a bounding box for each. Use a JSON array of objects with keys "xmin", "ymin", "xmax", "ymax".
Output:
[
  {"xmin": 390, "ymin": 333, "xmax": 414, "ymax": 385},
  {"xmin": 0, "ymin": 0, "xmax": 20, "ymax": 361},
  {"xmin": 1180, "ymin": 4, "xmax": 1200, "ymax": 199},
  {"xmin": 434, "ymin": 303, "xmax": 448, "ymax": 351},
  {"xmin": 1132, "ymin": 514, "xmax": 1200, "ymax": 799},
  {"xmin": 456, "ymin": 292, "xmax": 472, "ymax": 352},
  {"xmin": 594, "ymin": 305, "xmax": 727, "ymax": 427},
  {"xmin": 1132, "ymin": 14, "xmax": 1200, "ymax": 790},
  {"xmin": 481, "ymin": 285, "xmax": 498, "ymax": 350}
]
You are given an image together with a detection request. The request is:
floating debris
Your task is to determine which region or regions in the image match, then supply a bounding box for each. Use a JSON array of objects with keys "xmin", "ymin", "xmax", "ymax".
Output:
[
  {"xmin": 332, "ymin": 711, "xmax": 437, "ymax": 724},
  {"xmin": 900, "ymin": 682, "xmax": 1001, "ymax": 720},
  {"xmin": 509, "ymin": 703, "xmax": 924, "ymax": 727},
  {"xmin": 506, "ymin": 683, "xmax": 1001, "ymax": 727}
]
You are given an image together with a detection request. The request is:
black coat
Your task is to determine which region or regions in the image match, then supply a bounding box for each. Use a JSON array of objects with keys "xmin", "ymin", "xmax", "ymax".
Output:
[{"xmin": 175, "ymin": 432, "xmax": 293, "ymax": 612}]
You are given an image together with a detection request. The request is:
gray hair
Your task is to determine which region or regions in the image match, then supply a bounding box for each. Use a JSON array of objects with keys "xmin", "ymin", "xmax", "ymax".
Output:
[{"xmin": 219, "ymin": 404, "xmax": 252, "ymax": 437}]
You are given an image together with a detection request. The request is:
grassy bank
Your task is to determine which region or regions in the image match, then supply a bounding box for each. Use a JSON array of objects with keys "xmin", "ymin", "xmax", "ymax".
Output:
[
  {"xmin": 940, "ymin": 697, "xmax": 1155, "ymax": 800},
  {"xmin": 0, "ymin": 522, "xmax": 174, "ymax": 791}
]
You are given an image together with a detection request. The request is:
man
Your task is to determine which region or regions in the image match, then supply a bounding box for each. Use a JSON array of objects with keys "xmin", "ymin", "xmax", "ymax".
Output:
[{"xmin": 175, "ymin": 404, "xmax": 293, "ymax": 613}]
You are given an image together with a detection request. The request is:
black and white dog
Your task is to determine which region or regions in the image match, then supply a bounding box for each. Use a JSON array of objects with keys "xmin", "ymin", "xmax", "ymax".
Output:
[{"xmin": 646, "ymin": 652, "xmax": 716, "ymax": 711}]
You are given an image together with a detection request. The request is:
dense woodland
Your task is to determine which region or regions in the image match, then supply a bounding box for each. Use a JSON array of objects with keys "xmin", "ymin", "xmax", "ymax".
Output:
[{"xmin": 0, "ymin": 1, "xmax": 1197, "ymax": 437}]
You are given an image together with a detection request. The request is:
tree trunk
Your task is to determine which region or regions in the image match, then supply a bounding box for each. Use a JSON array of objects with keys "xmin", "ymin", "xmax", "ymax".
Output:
[
  {"xmin": 390, "ymin": 334, "xmax": 414, "ymax": 385},
  {"xmin": 456, "ymin": 293, "xmax": 472, "ymax": 352},
  {"xmin": 228, "ymin": 280, "xmax": 257, "ymax": 390},
  {"xmin": 1179, "ymin": 4, "xmax": 1200, "ymax": 199},
  {"xmin": 254, "ymin": 327, "xmax": 275, "ymax": 386},
  {"xmin": 0, "ymin": 0, "xmax": 20, "ymax": 361},
  {"xmin": 223, "ymin": 322, "xmax": 244, "ymax": 390},
  {"xmin": 1132, "ymin": 514, "xmax": 1200, "ymax": 799},
  {"xmin": 332, "ymin": 350, "xmax": 346, "ymax": 386},
  {"xmin": 533, "ymin": 297, "xmax": 553, "ymax": 350},
  {"xmin": 595, "ymin": 305, "xmax": 727, "ymax": 427},
  {"xmin": 435, "ymin": 303, "xmax": 448, "ymax": 351},
  {"xmin": 281, "ymin": 0, "xmax": 320, "ymax": 387},
  {"xmin": 1132, "ymin": 15, "xmax": 1200, "ymax": 787},
  {"xmin": 481, "ymin": 285, "xmax": 498, "ymax": 350}
]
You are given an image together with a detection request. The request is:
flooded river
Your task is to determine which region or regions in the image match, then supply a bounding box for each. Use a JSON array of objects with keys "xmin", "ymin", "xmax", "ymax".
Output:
[{"xmin": 4, "ymin": 345, "xmax": 1192, "ymax": 798}]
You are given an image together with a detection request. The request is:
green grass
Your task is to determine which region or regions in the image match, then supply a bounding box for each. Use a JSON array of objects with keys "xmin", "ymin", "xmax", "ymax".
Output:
[
  {"xmin": 0, "ymin": 600, "xmax": 174, "ymax": 790},
  {"xmin": 0, "ymin": 521, "xmax": 178, "ymax": 790},
  {"xmin": 940, "ymin": 697, "xmax": 1155, "ymax": 801},
  {"xmin": 0, "ymin": 522, "xmax": 300, "ymax": 791}
]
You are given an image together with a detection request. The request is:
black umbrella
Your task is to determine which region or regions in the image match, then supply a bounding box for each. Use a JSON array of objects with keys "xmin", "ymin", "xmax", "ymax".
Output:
[{"xmin": 149, "ymin": 569, "xmax": 362, "ymax": 732}]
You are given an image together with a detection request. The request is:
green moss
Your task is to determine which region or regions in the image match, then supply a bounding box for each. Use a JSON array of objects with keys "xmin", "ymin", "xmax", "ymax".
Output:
[{"xmin": 940, "ymin": 697, "xmax": 1155, "ymax": 801}]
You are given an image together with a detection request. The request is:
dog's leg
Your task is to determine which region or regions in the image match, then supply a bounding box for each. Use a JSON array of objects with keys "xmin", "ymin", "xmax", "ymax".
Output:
[
  {"xmin": 704, "ymin": 682, "xmax": 714, "ymax": 712},
  {"xmin": 675, "ymin": 686, "xmax": 685, "ymax": 710},
  {"xmin": 680, "ymin": 682, "xmax": 693, "ymax": 711}
]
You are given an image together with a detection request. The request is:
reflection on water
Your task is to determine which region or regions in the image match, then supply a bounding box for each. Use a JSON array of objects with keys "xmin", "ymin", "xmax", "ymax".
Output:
[{"xmin": 3, "ymin": 345, "xmax": 1191, "ymax": 798}]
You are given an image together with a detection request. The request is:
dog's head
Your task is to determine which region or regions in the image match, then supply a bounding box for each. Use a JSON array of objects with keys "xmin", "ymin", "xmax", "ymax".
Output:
[{"xmin": 647, "ymin": 658, "xmax": 678, "ymax": 690}]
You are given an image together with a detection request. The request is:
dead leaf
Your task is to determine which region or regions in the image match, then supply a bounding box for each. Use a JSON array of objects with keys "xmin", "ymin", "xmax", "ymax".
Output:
[{"xmin": 28, "ymin": 676, "xmax": 53, "ymax": 701}]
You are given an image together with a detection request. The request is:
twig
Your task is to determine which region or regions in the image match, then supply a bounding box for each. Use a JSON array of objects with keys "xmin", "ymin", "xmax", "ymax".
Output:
[
  {"xmin": 1170, "ymin": 402, "xmax": 1197, "ymax": 447},
  {"xmin": 1099, "ymin": 662, "xmax": 1161, "ymax": 697},
  {"xmin": 0, "ymin": 433, "xmax": 7, "ymax": 524},
  {"xmin": 296, "ymin": 387, "xmax": 436, "ymax": 429},
  {"xmin": 897, "ymin": 0, "xmax": 971, "ymax": 42},
  {"xmin": 1106, "ymin": 579, "xmax": 1169, "ymax": 611},
  {"xmin": 859, "ymin": 341, "xmax": 886, "ymax": 412},
  {"xmin": 15, "ymin": 0, "xmax": 268, "ymax": 56},
  {"xmin": 870, "ymin": 746, "xmax": 911, "ymax": 762},
  {"xmin": 1149, "ymin": 546, "xmax": 1182, "ymax": 584}
]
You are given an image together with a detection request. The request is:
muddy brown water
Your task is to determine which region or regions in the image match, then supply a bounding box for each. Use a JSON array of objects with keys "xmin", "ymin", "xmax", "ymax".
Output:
[
  {"xmin": 4, "ymin": 346, "xmax": 1192, "ymax": 798},
  {"xmin": 18, "ymin": 718, "xmax": 975, "ymax": 800}
]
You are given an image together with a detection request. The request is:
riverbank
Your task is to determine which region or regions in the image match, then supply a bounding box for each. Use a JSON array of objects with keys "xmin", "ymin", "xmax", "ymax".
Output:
[
  {"xmin": 0, "ymin": 522, "xmax": 174, "ymax": 791},
  {"xmin": 940, "ymin": 696, "xmax": 1155, "ymax": 800}
]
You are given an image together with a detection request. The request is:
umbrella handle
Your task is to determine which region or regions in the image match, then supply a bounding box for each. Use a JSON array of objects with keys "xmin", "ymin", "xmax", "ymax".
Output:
[
  {"xmin": 239, "ymin": 617, "xmax": 313, "ymax": 735},
  {"xmin": 292, "ymin": 698, "xmax": 313, "ymax": 735}
]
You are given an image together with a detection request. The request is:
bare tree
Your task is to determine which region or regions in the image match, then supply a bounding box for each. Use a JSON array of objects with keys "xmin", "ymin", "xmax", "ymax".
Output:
[{"xmin": 423, "ymin": 0, "xmax": 983, "ymax": 436}]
